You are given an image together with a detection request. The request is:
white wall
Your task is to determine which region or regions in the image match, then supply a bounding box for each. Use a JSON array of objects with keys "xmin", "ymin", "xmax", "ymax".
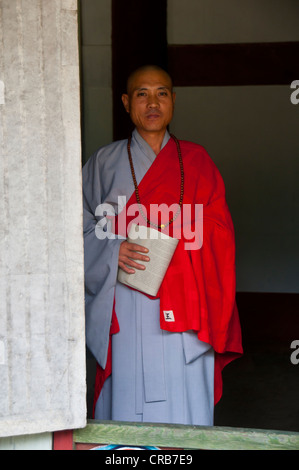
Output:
[
  {"xmin": 168, "ymin": 0, "xmax": 299, "ymax": 293},
  {"xmin": 0, "ymin": 0, "xmax": 86, "ymax": 442},
  {"xmin": 0, "ymin": 433, "xmax": 52, "ymax": 451}
]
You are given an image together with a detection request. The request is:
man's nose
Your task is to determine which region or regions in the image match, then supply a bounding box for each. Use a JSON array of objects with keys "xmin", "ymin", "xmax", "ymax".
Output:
[{"xmin": 147, "ymin": 95, "xmax": 159, "ymax": 107}]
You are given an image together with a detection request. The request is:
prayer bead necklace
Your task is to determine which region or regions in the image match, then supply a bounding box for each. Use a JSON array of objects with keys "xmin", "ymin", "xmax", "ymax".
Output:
[{"xmin": 127, "ymin": 134, "xmax": 184, "ymax": 230}]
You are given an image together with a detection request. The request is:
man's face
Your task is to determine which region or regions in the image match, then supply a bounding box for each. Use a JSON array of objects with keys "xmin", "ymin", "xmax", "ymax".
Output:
[{"xmin": 122, "ymin": 69, "xmax": 176, "ymax": 138}]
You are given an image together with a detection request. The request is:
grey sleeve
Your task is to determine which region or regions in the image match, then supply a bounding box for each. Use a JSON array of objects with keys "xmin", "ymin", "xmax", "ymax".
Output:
[{"xmin": 82, "ymin": 155, "xmax": 123, "ymax": 369}]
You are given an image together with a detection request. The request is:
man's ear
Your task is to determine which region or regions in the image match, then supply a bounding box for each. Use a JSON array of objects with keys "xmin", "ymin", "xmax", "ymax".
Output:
[
  {"xmin": 121, "ymin": 94, "xmax": 130, "ymax": 113},
  {"xmin": 172, "ymin": 91, "xmax": 176, "ymax": 106}
]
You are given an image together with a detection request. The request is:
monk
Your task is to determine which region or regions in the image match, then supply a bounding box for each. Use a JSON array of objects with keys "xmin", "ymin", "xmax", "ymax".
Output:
[{"xmin": 82, "ymin": 65, "xmax": 243, "ymax": 425}]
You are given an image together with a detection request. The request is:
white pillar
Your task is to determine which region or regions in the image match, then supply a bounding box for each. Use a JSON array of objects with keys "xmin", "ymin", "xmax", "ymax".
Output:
[{"xmin": 0, "ymin": 0, "xmax": 86, "ymax": 438}]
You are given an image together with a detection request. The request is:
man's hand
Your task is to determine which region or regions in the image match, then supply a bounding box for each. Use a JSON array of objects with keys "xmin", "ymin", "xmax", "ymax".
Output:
[{"xmin": 118, "ymin": 240, "xmax": 150, "ymax": 274}]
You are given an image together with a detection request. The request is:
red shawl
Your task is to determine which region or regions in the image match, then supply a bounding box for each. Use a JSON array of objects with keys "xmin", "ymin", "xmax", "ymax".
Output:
[{"xmin": 93, "ymin": 137, "xmax": 243, "ymax": 416}]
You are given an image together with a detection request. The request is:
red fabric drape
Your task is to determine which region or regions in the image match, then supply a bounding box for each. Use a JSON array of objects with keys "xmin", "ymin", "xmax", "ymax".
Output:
[{"xmin": 93, "ymin": 138, "xmax": 243, "ymax": 415}]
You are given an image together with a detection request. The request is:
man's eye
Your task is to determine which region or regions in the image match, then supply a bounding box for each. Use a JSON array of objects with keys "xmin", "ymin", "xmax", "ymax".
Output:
[{"xmin": 137, "ymin": 92, "xmax": 146, "ymax": 97}]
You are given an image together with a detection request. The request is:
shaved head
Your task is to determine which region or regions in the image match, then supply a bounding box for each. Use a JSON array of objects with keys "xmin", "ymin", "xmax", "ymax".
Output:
[{"xmin": 126, "ymin": 65, "xmax": 173, "ymax": 95}]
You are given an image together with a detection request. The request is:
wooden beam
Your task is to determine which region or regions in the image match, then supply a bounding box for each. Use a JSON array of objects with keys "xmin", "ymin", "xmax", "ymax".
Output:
[
  {"xmin": 73, "ymin": 420, "xmax": 299, "ymax": 450},
  {"xmin": 168, "ymin": 42, "xmax": 299, "ymax": 86},
  {"xmin": 112, "ymin": 0, "xmax": 168, "ymax": 140}
]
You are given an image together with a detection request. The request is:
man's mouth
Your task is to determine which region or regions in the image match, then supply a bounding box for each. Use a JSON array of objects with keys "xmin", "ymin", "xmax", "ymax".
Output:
[{"xmin": 146, "ymin": 112, "xmax": 161, "ymax": 120}]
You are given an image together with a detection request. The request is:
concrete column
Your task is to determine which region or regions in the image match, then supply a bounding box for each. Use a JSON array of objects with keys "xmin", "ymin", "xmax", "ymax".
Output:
[{"xmin": 0, "ymin": 0, "xmax": 86, "ymax": 438}]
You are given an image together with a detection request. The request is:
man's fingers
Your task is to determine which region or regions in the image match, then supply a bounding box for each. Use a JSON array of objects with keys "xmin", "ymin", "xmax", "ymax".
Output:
[
  {"xmin": 120, "ymin": 241, "xmax": 150, "ymax": 262},
  {"xmin": 119, "ymin": 258, "xmax": 145, "ymax": 274},
  {"xmin": 127, "ymin": 242, "xmax": 149, "ymax": 254},
  {"xmin": 125, "ymin": 251, "xmax": 150, "ymax": 262},
  {"xmin": 123, "ymin": 241, "xmax": 149, "ymax": 259},
  {"xmin": 119, "ymin": 253, "xmax": 148, "ymax": 270},
  {"xmin": 118, "ymin": 261, "xmax": 135, "ymax": 274},
  {"xmin": 118, "ymin": 241, "xmax": 150, "ymax": 273}
]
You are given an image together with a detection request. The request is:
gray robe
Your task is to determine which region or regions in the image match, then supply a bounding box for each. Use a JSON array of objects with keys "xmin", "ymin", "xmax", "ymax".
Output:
[{"xmin": 82, "ymin": 130, "xmax": 214, "ymax": 426}]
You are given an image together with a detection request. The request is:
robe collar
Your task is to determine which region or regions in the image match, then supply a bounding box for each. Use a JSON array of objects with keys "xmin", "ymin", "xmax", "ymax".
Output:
[{"xmin": 132, "ymin": 128, "xmax": 171, "ymax": 164}]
